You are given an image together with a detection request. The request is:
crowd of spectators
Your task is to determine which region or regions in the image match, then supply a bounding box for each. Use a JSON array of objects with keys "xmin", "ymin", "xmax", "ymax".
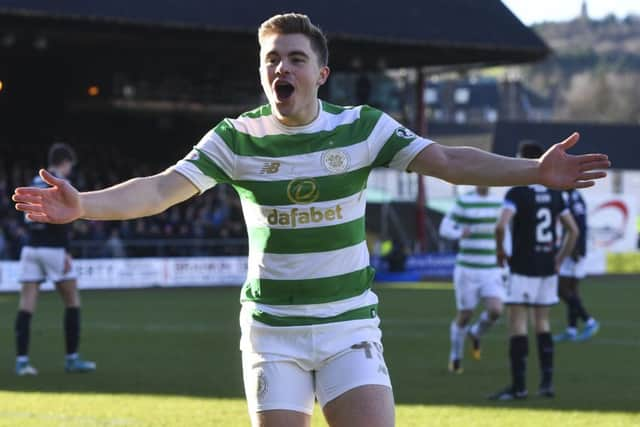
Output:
[
  {"xmin": 0, "ymin": 68, "xmax": 413, "ymax": 261},
  {"xmin": 0, "ymin": 144, "xmax": 248, "ymax": 260}
]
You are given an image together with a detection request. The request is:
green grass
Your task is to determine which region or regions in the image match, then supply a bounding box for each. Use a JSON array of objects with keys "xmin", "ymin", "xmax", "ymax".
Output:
[{"xmin": 0, "ymin": 276, "xmax": 638, "ymax": 426}]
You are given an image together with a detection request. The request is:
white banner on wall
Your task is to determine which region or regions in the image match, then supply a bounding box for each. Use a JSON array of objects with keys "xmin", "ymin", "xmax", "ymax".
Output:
[{"xmin": 0, "ymin": 257, "xmax": 248, "ymax": 292}]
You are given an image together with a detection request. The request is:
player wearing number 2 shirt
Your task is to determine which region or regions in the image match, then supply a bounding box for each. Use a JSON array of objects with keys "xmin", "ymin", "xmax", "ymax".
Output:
[
  {"xmin": 490, "ymin": 142, "xmax": 578, "ymax": 401},
  {"xmin": 506, "ymin": 185, "xmax": 567, "ymax": 277}
]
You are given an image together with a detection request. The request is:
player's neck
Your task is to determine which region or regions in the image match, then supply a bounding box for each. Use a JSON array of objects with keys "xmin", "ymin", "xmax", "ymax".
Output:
[{"xmin": 274, "ymin": 99, "xmax": 321, "ymax": 128}]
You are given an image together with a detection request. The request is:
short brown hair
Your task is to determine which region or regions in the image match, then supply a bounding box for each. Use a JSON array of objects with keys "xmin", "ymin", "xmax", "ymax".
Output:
[
  {"xmin": 48, "ymin": 142, "xmax": 77, "ymax": 166},
  {"xmin": 258, "ymin": 13, "xmax": 329, "ymax": 66}
]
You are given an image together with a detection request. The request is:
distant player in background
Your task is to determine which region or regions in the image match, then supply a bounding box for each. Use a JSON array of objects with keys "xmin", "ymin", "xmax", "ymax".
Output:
[
  {"xmin": 439, "ymin": 186, "xmax": 504, "ymax": 374},
  {"xmin": 14, "ymin": 143, "xmax": 96, "ymax": 375},
  {"xmin": 554, "ymin": 189, "xmax": 600, "ymax": 342},
  {"xmin": 490, "ymin": 142, "xmax": 578, "ymax": 400}
]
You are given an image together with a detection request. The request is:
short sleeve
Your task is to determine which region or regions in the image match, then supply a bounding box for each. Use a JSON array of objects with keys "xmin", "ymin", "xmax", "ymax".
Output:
[
  {"xmin": 368, "ymin": 111, "xmax": 433, "ymax": 171},
  {"xmin": 503, "ymin": 187, "xmax": 518, "ymax": 213},
  {"xmin": 171, "ymin": 123, "xmax": 236, "ymax": 193}
]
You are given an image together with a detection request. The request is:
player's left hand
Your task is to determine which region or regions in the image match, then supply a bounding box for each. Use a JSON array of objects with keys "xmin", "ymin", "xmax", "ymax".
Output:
[
  {"xmin": 64, "ymin": 253, "xmax": 73, "ymax": 274},
  {"xmin": 538, "ymin": 133, "xmax": 610, "ymax": 190}
]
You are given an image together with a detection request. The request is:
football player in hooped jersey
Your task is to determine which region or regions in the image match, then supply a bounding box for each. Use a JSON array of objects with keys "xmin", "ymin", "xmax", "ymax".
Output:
[
  {"xmin": 439, "ymin": 186, "xmax": 505, "ymax": 374},
  {"xmin": 13, "ymin": 14, "xmax": 609, "ymax": 427},
  {"xmin": 490, "ymin": 142, "xmax": 579, "ymax": 401},
  {"xmin": 14, "ymin": 143, "xmax": 96, "ymax": 376}
]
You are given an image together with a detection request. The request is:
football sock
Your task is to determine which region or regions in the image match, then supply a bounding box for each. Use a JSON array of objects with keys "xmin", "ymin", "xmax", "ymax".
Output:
[
  {"xmin": 567, "ymin": 295, "xmax": 580, "ymax": 328},
  {"xmin": 575, "ymin": 298, "xmax": 591, "ymax": 323},
  {"xmin": 449, "ymin": 321, "xmax": 469, "ymax": 361},
  {"xmin": 15, "ymin": 310, "xmax": 32, "ymax": 357},
  {"xmin": 537, "ymin": 332, "xmax": 554, "ymax": 387},
  {"xmin": 509, "ymin": 335, "xmax": 528, "ymax": 391},
  {"xmin": 469, "ymin": 310, "xmax": 494, "ymax": 338},
  {"xmin": 64, "ymin": 307, "xmax": 80, "ymax": 355}
]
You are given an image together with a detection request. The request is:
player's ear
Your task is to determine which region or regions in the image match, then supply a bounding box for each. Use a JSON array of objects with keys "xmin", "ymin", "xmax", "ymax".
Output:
[{"xmin": 318, "ymin": 66, "xmax": 330, "ymax": 86}]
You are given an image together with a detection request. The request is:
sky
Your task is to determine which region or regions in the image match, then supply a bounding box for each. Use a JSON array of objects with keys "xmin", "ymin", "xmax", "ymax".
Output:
[{"xmin": 501, "ymin": 0, "xmax": 640, "ymax": 25}]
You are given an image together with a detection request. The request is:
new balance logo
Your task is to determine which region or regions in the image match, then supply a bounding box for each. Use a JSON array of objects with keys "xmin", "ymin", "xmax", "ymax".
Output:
[{"xmin": 260, "ymin": 162, "xmax": 280, "ymax": 174}]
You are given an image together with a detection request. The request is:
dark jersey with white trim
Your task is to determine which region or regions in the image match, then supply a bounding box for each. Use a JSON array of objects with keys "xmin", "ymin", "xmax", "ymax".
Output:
[
  {"xmin": 504, "ymin": 185, "xmax": 567, "ymax": 276},
  {"xmin": 562, "ymin": 189, "xmax": 587, "ymax": 257},
  {"xmin": 24, "ymin": 172, "xmax": 71, "ymax": 249}
]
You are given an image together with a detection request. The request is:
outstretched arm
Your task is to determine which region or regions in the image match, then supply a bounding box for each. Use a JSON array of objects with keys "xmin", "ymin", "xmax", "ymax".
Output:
[
  {"xmin": 408, "ymin": 132, "xmax": 610, "ymax": 190},
  {"xmin": 13, "ymin": 168, "xmax": 198, "ymax": 224}
]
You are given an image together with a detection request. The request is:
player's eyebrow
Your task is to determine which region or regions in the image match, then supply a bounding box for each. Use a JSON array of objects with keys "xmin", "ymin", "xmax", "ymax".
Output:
[
  {"xmin": 265, "ymin": 50, "xmax": 310, "ymax": 59},
  {"xmin": 287, "ymin": 50, "xmax": 309, "ymax": 58}
]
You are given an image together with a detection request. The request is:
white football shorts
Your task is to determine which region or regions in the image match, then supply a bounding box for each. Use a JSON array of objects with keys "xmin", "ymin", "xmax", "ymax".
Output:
[
  {"xmin": 559, "ymin": 256, "xmax": 587, "ymax": 279},
  {"xmin": 453, "ymin": 265, "xmax": 505, "ymax": 311},
  {"xmin": 240, "ymin": 306, "xmax": 391, "ymax": 414},
  {"xmin": 505, "ymin": 273, "xmax": 558, "ymax": 306},
  {"xmin": 18, "ymin": 246, "xmax": 75, "ymax": 283}
]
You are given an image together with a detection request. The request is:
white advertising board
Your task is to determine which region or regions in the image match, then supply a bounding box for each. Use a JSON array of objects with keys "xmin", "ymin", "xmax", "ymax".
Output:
[{"xmin": 0, "ymin": 257, "xmax": 247, "ymax": 292}]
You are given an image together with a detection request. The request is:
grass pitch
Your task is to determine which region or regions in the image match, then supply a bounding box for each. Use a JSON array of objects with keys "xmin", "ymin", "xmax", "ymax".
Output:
[{"xmin": 0, "ymin": 276, "xmax": 638, "ymax": 426}]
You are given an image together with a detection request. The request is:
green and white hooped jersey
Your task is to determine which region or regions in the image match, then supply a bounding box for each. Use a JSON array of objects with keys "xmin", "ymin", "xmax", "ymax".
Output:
[
  {"xmin": 440, "ymin": 191, "xmax": 502, "ymax": 268},
  {"xmin": 172, "ymin": 100, "xmax": 432, "ymax": 327}
]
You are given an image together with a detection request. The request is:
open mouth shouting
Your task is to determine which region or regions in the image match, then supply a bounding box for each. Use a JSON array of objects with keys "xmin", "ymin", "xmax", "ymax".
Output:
[{"xmin": 274, "ymin": 80, "xmax": 295, "ymax": 101}]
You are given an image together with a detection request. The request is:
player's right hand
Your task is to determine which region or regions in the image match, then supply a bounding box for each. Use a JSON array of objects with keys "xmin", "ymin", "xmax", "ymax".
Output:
[
  {"xmin": 12, "ymin": 169, "xmax": 83, "ymax": 224},
  {"xmin": 496, "ymin": 249, "xmax": 509, "ymax": 267}
]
